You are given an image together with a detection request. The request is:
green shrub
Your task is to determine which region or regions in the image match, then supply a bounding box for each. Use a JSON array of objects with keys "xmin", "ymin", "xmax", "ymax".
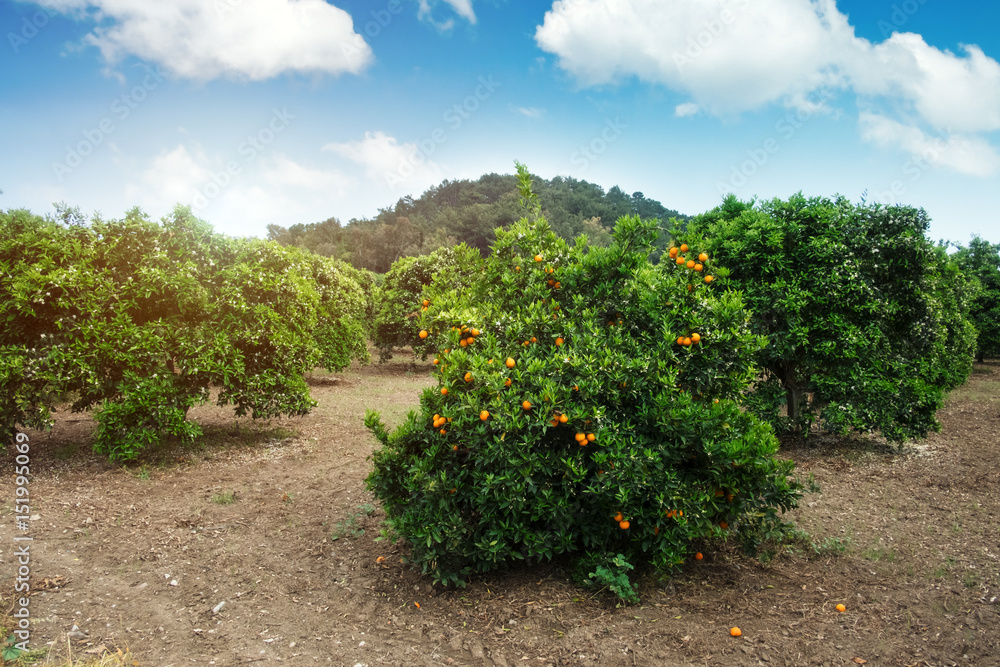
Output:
[
  {"xmin": 372, "ymin": 244, "xmax": 483, "ymax": 362},
  {"xmin": 953, "ymin": 236, "xmax": 1000, "ymax": 362},
  {"xmin": 365, "ymin": 180, "xmax": 805, "ymax": 596},
  {"xmin": 689, "ymin": 194, "xmax": 977, "ymax": 443},
  {"xmin": 0, "ymin": 205, "xmax": 369, "ymax": 460}
]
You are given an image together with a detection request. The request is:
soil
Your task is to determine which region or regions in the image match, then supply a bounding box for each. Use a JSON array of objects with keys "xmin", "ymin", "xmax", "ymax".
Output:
[{"xmin": 2, "ymin": 353, "xmax": 998, "ymax": 667}]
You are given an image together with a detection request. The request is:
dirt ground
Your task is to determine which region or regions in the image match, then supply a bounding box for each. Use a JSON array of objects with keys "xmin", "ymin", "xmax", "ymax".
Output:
[{"xmin": 2, "ymin": 354, "xmax": 998, "ymax": 667}]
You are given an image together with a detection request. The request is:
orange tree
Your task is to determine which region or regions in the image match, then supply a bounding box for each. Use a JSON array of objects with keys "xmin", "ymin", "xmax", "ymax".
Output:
[
  {"xmin": 365, "ymin": 203, "xmax": 805, "ymax": 595},
  {"xmin": 688, "ymin": 194, "xmax": 977, "ymax": 443},
  {"xmin": 1, "ymin": 206, "xmax": 369, "ymax": 461},
  {"xmin": 953, "ymin": 236, "xmax": 1000, "ymax": 362},
  {"xmin": 372, "ymin": 244, "xmax": 483, "ymax": 362}
]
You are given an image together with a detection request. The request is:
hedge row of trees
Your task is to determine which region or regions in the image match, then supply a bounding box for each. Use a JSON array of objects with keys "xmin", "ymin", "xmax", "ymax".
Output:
[{"xmin": 1, "ymin": 206, "xmax": 371, "ymax": 461}]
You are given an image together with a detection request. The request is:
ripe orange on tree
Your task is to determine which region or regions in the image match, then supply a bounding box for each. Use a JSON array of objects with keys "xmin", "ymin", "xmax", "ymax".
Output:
[
  {"xmin": 686, "ymin": 260, "xmax": 696, "ymax": 269},
  {"xmin": 619, "ymin": 520, "xmax": 630, "ymax": 530},
  {"xmin": 522, "ymin": 400, "xmax": 532, "ymax": 411},
  {"xmin": 419, "ymin": 330, "xmax": 428, "ymax": 339},
  {"xmin": 505, "ymin": 357, "xmax": 516, "ymax": 368},
  {"xmin": 480, "ymin": 410, "xmax": 490, "ymax": 421},
  {"xmin": 680, "ymin": 243, "xmax": 689, "ymax": 252}
]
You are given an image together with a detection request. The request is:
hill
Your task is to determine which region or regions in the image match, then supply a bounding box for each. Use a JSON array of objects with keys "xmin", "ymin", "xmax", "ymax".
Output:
[{"xmin": 266, "ymin": 171, "xmax": 688, "ymax": 272}]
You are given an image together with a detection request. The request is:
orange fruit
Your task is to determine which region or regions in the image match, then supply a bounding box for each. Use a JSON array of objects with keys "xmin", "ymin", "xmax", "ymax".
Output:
[
  {"xmin": 614, "ymin": 512, "xmax": 623, "ymax": 522},
  {"xmin": 505, "ymin": 357, "xmax": 516, "ymax": 368},
  {"xmin": 547, "ymin": 279, "xmax": 555, "ymax": 287},
  {"xmin": 619, "ymin": 520, "xmax": 630, "ymax": 530},
  {"xmin": 419, "ymin": 330, "xmax": 428, "ymax": 339},
  {"xmin": 836, "ymin": 604, "xmax": 846, "ymax": 613},
  {"xmin": 480, "ymin": 410, "xmax": 489, "ymax": 421},
  {"xmin": 451, "ymin": 444, "xmax": 457, "ymax": 450},
  {"xmin": 730, "ymin": 627, "xmax": 741, "ymax": 637},
  {"xmin": 691, "ymin": 333, "xmax": 701, "ymax": 343},
  {"xmin": 460, "ymin": 338, "xmax": 468, "ymax": 347},
  {"xmin": 440, "ymin": 428, "xmax": 447, "ymax": 435},
  {"xmin": 534, "ymin": 254, "xmax": 543, "ymax": 262},
  {"xmin": 575, "ymin": 432, "xmax": 586, "ymax": 441},
  {"xmin": 471, "ymin": 328, "xmax": 480, "ymax": 337},
  {"xmin": 695, "ymin": 552, "xmax": 703, "ymax": 561},
  {"xmin": 531, "ymin": 336, "xmax": 537, "ymax": 343},
  {"xmin": 586, "ymin": 433, "xmax": 595, "ymax": 442},
  {"xmin": 704, "ymin": 275, "xmax": 713, "ymax": 283},
  {"xmin": 504, "ymin": 378, "xmax": 512, "ymax": 387},
  {"xmin": 572, "ymin": 384, "xmax": 579, "ymax": 391},
  {"xmin": 683, "ymin": 337, "xmax": 692, "ymax": 346},
  {"xmin": 440, "ymin": 387, "xmax": 448, "ymax": 395},
  {"xmin": 559, "ymin": 414, "xmax": 568, "ymax": 423},
  {"xmin": 676, "ymin": 256, "xmax": 685, "ymax": 266},
  {"xmin": 515, "ymin": 266, "xmax": 520, "ymax": 271},
  {"xmin": 677, "ymin": 336, "xmax": 685, "ymax": 345},
  {"xmin": 686, "ymin": 260, "xmax": 696, "ymax": 269},
  {"xmin": 522, "ymin": 400, "xmax": 532, "ymax": 411},
  {"xmin": 422, "ymin": 299, "xmax": 430, "ymax": 307},
  {"xmin": 669, "ymin": 247, "xmax": 679, "ymax": 258},
  {"xmin": 699, "ymin": 252, "xmax": 708, "ymax": 262},
  {"xmin": 719, "ymin": 520, "xmax": 728, "ymax": 530},
  {"xmin": 680, "ymin": 244, "xmax": 689, "ymax": 252},
  {"xmin": 694, "ymin": 263, "xmax": 703, "ymax": 272},
  {"xmin": 464, "ymin": 372, "xmax": 472, "ymax": 382},
  {"xmin": 654, "ymin": 525, "xmax": 659, "ymax": 535},
  {"xmin": 376, "ymin": 556, "xmax": 386, "ymax": 563},
  {"xmin": 433, "ymin": 358, "xmax": 439, "ymax": 365},
  {"xmin": 555, "ymin": 337, "xmax": 564, "ymax": 346}
]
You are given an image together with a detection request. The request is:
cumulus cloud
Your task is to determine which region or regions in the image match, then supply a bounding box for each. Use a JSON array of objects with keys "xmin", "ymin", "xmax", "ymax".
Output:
[
  {"xmin": 323, "ymin": 131, "xmax": 444, "ymax": 192},
  {"xmin": 859, "ymin": 113, "xmax": 1000, "ymax": 177},
  {"xmin": 417, "ymin": 0, "xmax": 477, "ymax": 30},
  {"xmin": 32, "ymin": 0, "xmax": 373, "ymax": 81},
  {"xmin": 674, "ymin": 102, "xmax": 700, "ymax": 117},
  {"xmin": 535, "ymin": 0, "xmax": 1000, "ymax": 174}
]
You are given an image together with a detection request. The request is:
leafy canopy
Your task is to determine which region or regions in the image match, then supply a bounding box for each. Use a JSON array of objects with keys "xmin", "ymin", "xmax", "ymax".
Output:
[
  {"xmin": 366, "ymin": 196, "xmax": 804, "ymax": 594},
  {"xmin": 689, "ymin": 193, "xmax": 977, "ymax": 443}
]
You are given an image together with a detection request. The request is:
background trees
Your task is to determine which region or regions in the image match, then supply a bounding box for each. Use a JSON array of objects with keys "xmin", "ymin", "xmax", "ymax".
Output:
[
  {"xmin": 688, "ymin": 194, "xmax": 978, "ymax": 444},
  {"xmin": 1, "ymin": 206, "xmax": 370, "ymax": 461},
  {"xmin": 953, "ymin": 236, "xmax": 1000, "ymax": 362}
]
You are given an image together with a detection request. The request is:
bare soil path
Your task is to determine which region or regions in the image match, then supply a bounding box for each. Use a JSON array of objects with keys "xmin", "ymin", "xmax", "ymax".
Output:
[{"xmin": 2, "ymin": 356, "xmax": 998, "ymax": 666}]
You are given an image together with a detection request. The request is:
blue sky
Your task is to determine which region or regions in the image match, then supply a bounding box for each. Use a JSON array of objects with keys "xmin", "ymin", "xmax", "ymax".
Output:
[{"xmin": 2, "ymin": 0, "xmax": 999, "ymax": 244}]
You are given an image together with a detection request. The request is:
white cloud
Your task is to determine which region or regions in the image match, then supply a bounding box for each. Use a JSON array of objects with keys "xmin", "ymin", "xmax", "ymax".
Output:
[
  {"xmin": 130, "ymin": 144, "xmax": 210, "ymax": 206},
  {"xmin": 514, "ymin": 106, "xmax": 546, "ymax": 118},
  {"xmin": 859, "ymin": 113, "xmax": 1000, "ymax": 177},
  {"xmin": 535, "ymin": 0, "xmax": 1000, "ymax": 175},
  {"xmin": 417, "ymin": 0, "xmax": 477, "ymax": 30},
  {"xmin": 323, "ymin": 131, "xmax": 444, "ymax": 192},
  {"xmin": 674, "ymin": 102, "xmax": 700, "ymax": 117},
  {"xmin": 34, "ymin": 0, "xmax": 373, "ymax": 81}
]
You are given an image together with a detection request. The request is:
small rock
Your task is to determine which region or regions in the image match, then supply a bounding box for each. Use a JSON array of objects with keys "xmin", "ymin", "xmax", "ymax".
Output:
[{"xmin": 169, "ymin": 580, "xmax": 178, "ymax": 587}]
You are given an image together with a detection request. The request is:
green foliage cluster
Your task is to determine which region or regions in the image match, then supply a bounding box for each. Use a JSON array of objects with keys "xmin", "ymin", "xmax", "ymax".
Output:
[
  {"xmin": 1, "ymin": 206, "xmax": 369, "ymax": 461},
  {"xmin": 372, "ymin": 244, "xmax": 484, "ymax": 362},
  {"xmin": 267, "ymin": 172, "xmax": 686, "ymax": 270},
  {"xmin": 953, "ymin": 236, "xmax": 1000, "ymax": 362},
  {"xmin": 689, "ymin": 194, "xmax": 978, "ymax": 443},
  {"xmin": 365, "ymin": 203, "xmax": 804, "ymax": 594}
]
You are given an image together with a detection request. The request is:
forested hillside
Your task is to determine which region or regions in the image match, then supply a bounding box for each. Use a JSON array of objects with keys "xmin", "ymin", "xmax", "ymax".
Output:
[{"xmin": 266, "ymin": 171, "xmax": 686, "ymax": 272}]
